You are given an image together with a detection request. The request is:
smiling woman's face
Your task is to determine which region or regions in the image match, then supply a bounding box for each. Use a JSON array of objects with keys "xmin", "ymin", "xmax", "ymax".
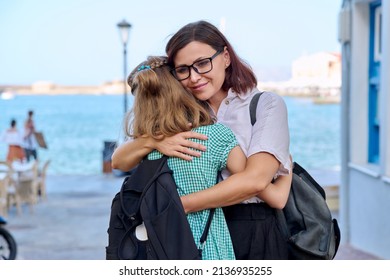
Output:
[{"xmin": 173, "ymin": 41, "xmax": 230, "ymax": 103}]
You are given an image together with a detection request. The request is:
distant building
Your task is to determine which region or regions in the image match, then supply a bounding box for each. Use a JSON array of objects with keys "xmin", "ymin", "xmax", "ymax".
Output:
[
  {"xmin": 31, "ymin": 81, "xmax": 56, "ymax": 93},
  {"xmin": 339, "ymin": 0, "xmax": 390, "ymax": 259},
  {"xmin": 101, "ymin": 79, "xmax": 130, "ymax": 94},
  {"xmin": 259, "ymin": 51, "xmax": 341, "ymax": 98},
  {"xmin": 1, "ymin": 80, "xmax": 130, "ymax": 95},
  {"xmin": 291, "ymin": 52, "xmax": 341, "ymax": 90}
]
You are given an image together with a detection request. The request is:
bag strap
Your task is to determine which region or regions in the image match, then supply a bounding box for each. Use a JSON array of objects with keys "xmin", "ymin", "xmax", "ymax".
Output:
[
  {"xmin": 198, "ymin": 208, "xmax": 215, "ymax": 254},
  {"xmin": 198, "ymin": 170, "xmax": 221, "ymax": 255},
  {"xmin": 250, "ymin": 92, "xmax": 278, "ymax": 183},
  {"xmin": 249, "ymin": 91, "xmax": 264, "ymax": 125}
]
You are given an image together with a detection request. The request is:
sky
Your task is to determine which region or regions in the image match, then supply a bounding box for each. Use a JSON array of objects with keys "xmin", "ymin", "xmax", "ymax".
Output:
[{"xmin": 0, "ymin": 0, "xmax": 342, "ymax": 86}]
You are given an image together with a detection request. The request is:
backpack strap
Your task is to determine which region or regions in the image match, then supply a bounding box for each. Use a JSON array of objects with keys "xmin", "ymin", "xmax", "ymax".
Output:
[
  {"xmin": 198, "ymin": 208, "xmax": 215, "ymax": 256},
  {"xmin": 198, "ymin": 171, "xmax": 221, "ymax": 256},
  {"xmin": 249, "ymin": 91, "xmax": 264, "ymax": 125}
]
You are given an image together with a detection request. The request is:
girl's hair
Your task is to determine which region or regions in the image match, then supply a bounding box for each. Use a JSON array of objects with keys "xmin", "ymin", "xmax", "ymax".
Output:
[
  {"xmin": 125, "ymin": 56, "xmax": 213, "ymax": 139},
  {"xmin": 166, "ymin": 20, "xmax": 257, "ymax": 94}
]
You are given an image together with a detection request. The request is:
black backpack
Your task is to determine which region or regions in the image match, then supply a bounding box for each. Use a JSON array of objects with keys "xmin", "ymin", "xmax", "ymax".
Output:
[
  {"xmin": 250, "ymin": 92, "xmax": 341, "ymax": 260},
  {"xmin": 105, "ymin": 155, "xmax": 214, "ymax": 260}
]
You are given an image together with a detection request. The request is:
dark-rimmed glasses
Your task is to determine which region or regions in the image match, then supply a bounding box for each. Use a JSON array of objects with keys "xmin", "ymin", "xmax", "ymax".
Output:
[{"xmin": 170, "ymin": 49, "xmax": 222, "ymax": 81}]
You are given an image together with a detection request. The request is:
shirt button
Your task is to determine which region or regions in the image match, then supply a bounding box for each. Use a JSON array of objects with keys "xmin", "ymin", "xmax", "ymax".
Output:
[{"xmin": 225, "ymin": 100, "xmax": 230, "ymax": 105}]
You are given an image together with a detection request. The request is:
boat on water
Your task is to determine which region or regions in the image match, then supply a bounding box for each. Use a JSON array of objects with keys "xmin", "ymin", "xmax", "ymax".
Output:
[{"xmin": 0, "ymin": 90, "xmax": 15, "ymax": 100}]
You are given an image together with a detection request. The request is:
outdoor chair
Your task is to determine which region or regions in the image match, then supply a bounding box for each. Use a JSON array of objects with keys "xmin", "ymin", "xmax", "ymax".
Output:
[
  {"xmin": 14, "ymin": 160, "xmax": 39, "ymax": 214},
  {"xmin": 0, "ymin": 174, "xmax": 9, "ymax": 216},
  {"xmin": 0, "ymin": 161, "xmax": 22, "ymax": 215},
  {"xmin": 37, "ymin": 160, "xmax": 50, "ymax": 200}
]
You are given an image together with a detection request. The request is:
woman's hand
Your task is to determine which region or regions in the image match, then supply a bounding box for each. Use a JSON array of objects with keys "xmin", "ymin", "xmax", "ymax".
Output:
[
  {"xmin": 155, "ymin": 131, "xmax": 208, "ymax": 161},
  {"xmin": 112, "ymin": 130, "xmax": 208, "ymax": 171}
]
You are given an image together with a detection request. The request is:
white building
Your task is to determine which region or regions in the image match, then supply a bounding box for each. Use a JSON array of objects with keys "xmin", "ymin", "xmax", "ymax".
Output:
[
  {"xmin": 260, "ymin": 51, "xmax": 341, "ymax": 97},
  {"xmin": 291, "ymin": 52, "xmax": 341, "ymax": 90},
  {"xmin": 339, "ymin": 0, "xmax": 390, "ymax": 259}
]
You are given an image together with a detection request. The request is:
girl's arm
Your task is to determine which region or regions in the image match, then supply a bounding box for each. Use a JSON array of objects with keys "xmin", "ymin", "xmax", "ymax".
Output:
[
  {"xmin": 181, "ymin": 152, "xmax": 282, "ymax": 213},
  {"xmin": 111, "ymin": 131, "xmax": 208, "ymax": 171},
  {"xmin": 226, "ymin": 146, "xmax": 247, "ymax": 174},
  {"xmin": 256, "ymin": 171, "xmax": 292, "ymax": 209},
  {"xmin": 255, "ymin": 155, "xmax": 293, "ymax": 209}
]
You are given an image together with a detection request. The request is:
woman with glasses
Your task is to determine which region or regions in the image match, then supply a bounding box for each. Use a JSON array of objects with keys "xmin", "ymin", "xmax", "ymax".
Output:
[{"xmin": 112, "ymin": 21, "xmax": 292, "ymax": 260}]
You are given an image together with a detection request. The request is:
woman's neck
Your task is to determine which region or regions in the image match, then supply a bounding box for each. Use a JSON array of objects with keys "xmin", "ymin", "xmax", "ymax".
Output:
[{"xmin": 208, "ymin": 90, "xmax": 228, "ymax": 114}]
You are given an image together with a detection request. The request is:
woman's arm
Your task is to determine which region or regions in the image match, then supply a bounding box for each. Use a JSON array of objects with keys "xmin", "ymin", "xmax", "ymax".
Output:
[
  {"xmin": 111, "ymin": 131, "xmax": 209, "ymax": 171},
  {"xmin": 111, "ymin": 136, "xmax": 154, "ymax": 171},
  {"xmin": 181, "ymin": 152, "xmax": 280, "ymax": 213}
]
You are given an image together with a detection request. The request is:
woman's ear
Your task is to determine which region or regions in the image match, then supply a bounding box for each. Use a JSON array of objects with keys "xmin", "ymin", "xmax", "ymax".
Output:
[{"xmin": 223, "ymin": 46, "xmax": 231, "ymax": 68}]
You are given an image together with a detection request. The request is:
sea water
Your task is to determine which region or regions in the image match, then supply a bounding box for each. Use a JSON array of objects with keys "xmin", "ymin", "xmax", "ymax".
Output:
[{"xmin": 0, "ymin": 94, "xmax": 340, "ymax": 175}]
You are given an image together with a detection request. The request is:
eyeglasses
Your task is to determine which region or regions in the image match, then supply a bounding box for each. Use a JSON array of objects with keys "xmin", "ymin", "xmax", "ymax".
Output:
[{"xmin": 170, "ymin": 49, "xmax": 222, "ymax": 81}]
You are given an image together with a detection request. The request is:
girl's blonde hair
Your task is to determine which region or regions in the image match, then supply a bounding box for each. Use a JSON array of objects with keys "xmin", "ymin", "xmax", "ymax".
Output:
[{"xmin": 125, "ymin": 56, "xmax": 213, "ymax": 139}]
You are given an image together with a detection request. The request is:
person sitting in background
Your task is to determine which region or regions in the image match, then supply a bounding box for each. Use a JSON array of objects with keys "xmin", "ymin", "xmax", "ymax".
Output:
[{"xmin": 1, "ymin": 119, "xmax": 25, "ymax": 162}]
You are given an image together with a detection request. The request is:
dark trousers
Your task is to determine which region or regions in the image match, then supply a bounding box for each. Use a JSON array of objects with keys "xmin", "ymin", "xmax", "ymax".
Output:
[
  {"xmin": 223, "ymin": 203, "xmax": 288, "ymax": 260},
  {"xmin": 24, "ymin": 148, "xmax": 37, "ymax": 162}
]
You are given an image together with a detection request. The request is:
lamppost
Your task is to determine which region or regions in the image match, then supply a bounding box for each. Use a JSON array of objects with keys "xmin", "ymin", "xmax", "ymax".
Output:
[{"xmin": 117, "ymin": 19, "xmax": 132, "ymax": 114}]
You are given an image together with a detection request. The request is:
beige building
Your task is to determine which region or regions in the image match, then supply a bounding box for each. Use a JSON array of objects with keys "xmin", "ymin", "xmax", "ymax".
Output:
[
  {"xmin": 291, "ymin": 52, "xmax": 341, "ymax": 89},
  {"xmin": 1, "ymin": 80, "xmax": 130, "ymax": 95},
  {"xmin": 259, "ymin": 51, "xmax": 342, "ymax": 99}
]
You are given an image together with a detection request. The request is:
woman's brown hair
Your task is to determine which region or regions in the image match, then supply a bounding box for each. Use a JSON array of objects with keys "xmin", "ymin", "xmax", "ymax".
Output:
[
  {"xmin": 166, "ymin": 20, "xmax": 257, "ymax": 94},
  {"xmin": 125, "ymin": 56, "xmax": 213, "ymax": 139}
]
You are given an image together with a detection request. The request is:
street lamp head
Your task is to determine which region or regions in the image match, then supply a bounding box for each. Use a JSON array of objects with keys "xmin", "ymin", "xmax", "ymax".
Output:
[{"xmin": 117, "ymin": 19, "xmax": 132, "ymax": 45}]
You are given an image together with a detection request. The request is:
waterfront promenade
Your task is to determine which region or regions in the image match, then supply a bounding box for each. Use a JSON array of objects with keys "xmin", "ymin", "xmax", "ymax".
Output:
[{"xmin": 5, "ymin": 172, "xmax": 381, "ymax": 260}]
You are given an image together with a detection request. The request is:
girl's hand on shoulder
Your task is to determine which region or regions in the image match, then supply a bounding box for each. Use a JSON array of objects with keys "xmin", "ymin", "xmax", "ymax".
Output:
[{"xmin": 155, "ymin": 131, "xmax": 208, "ymax": 161}]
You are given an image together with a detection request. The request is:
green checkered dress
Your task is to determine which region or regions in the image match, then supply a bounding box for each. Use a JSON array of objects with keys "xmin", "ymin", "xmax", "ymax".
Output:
[{"xmin": 148, "ymin": 123, "xmax": 238, "ymax": 260}]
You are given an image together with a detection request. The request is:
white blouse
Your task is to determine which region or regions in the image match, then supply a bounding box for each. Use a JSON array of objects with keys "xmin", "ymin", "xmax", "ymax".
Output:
[
  {"xmin": 1, "ymin": 129, "xmax": 24, "ymax": 146},
  {"xmin": 216, "ymin": 88, "xmax": 291, "ymax": 174}
]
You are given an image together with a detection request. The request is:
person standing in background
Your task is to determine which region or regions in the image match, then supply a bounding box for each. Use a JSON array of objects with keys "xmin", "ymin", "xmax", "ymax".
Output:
[
  {"xmin": 23, "ymin": 110, "xmax": 38, "ymax": 162},
  {"xmin": 1, "ymin": 119, "xmax": 25, "ymax": 162}
]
